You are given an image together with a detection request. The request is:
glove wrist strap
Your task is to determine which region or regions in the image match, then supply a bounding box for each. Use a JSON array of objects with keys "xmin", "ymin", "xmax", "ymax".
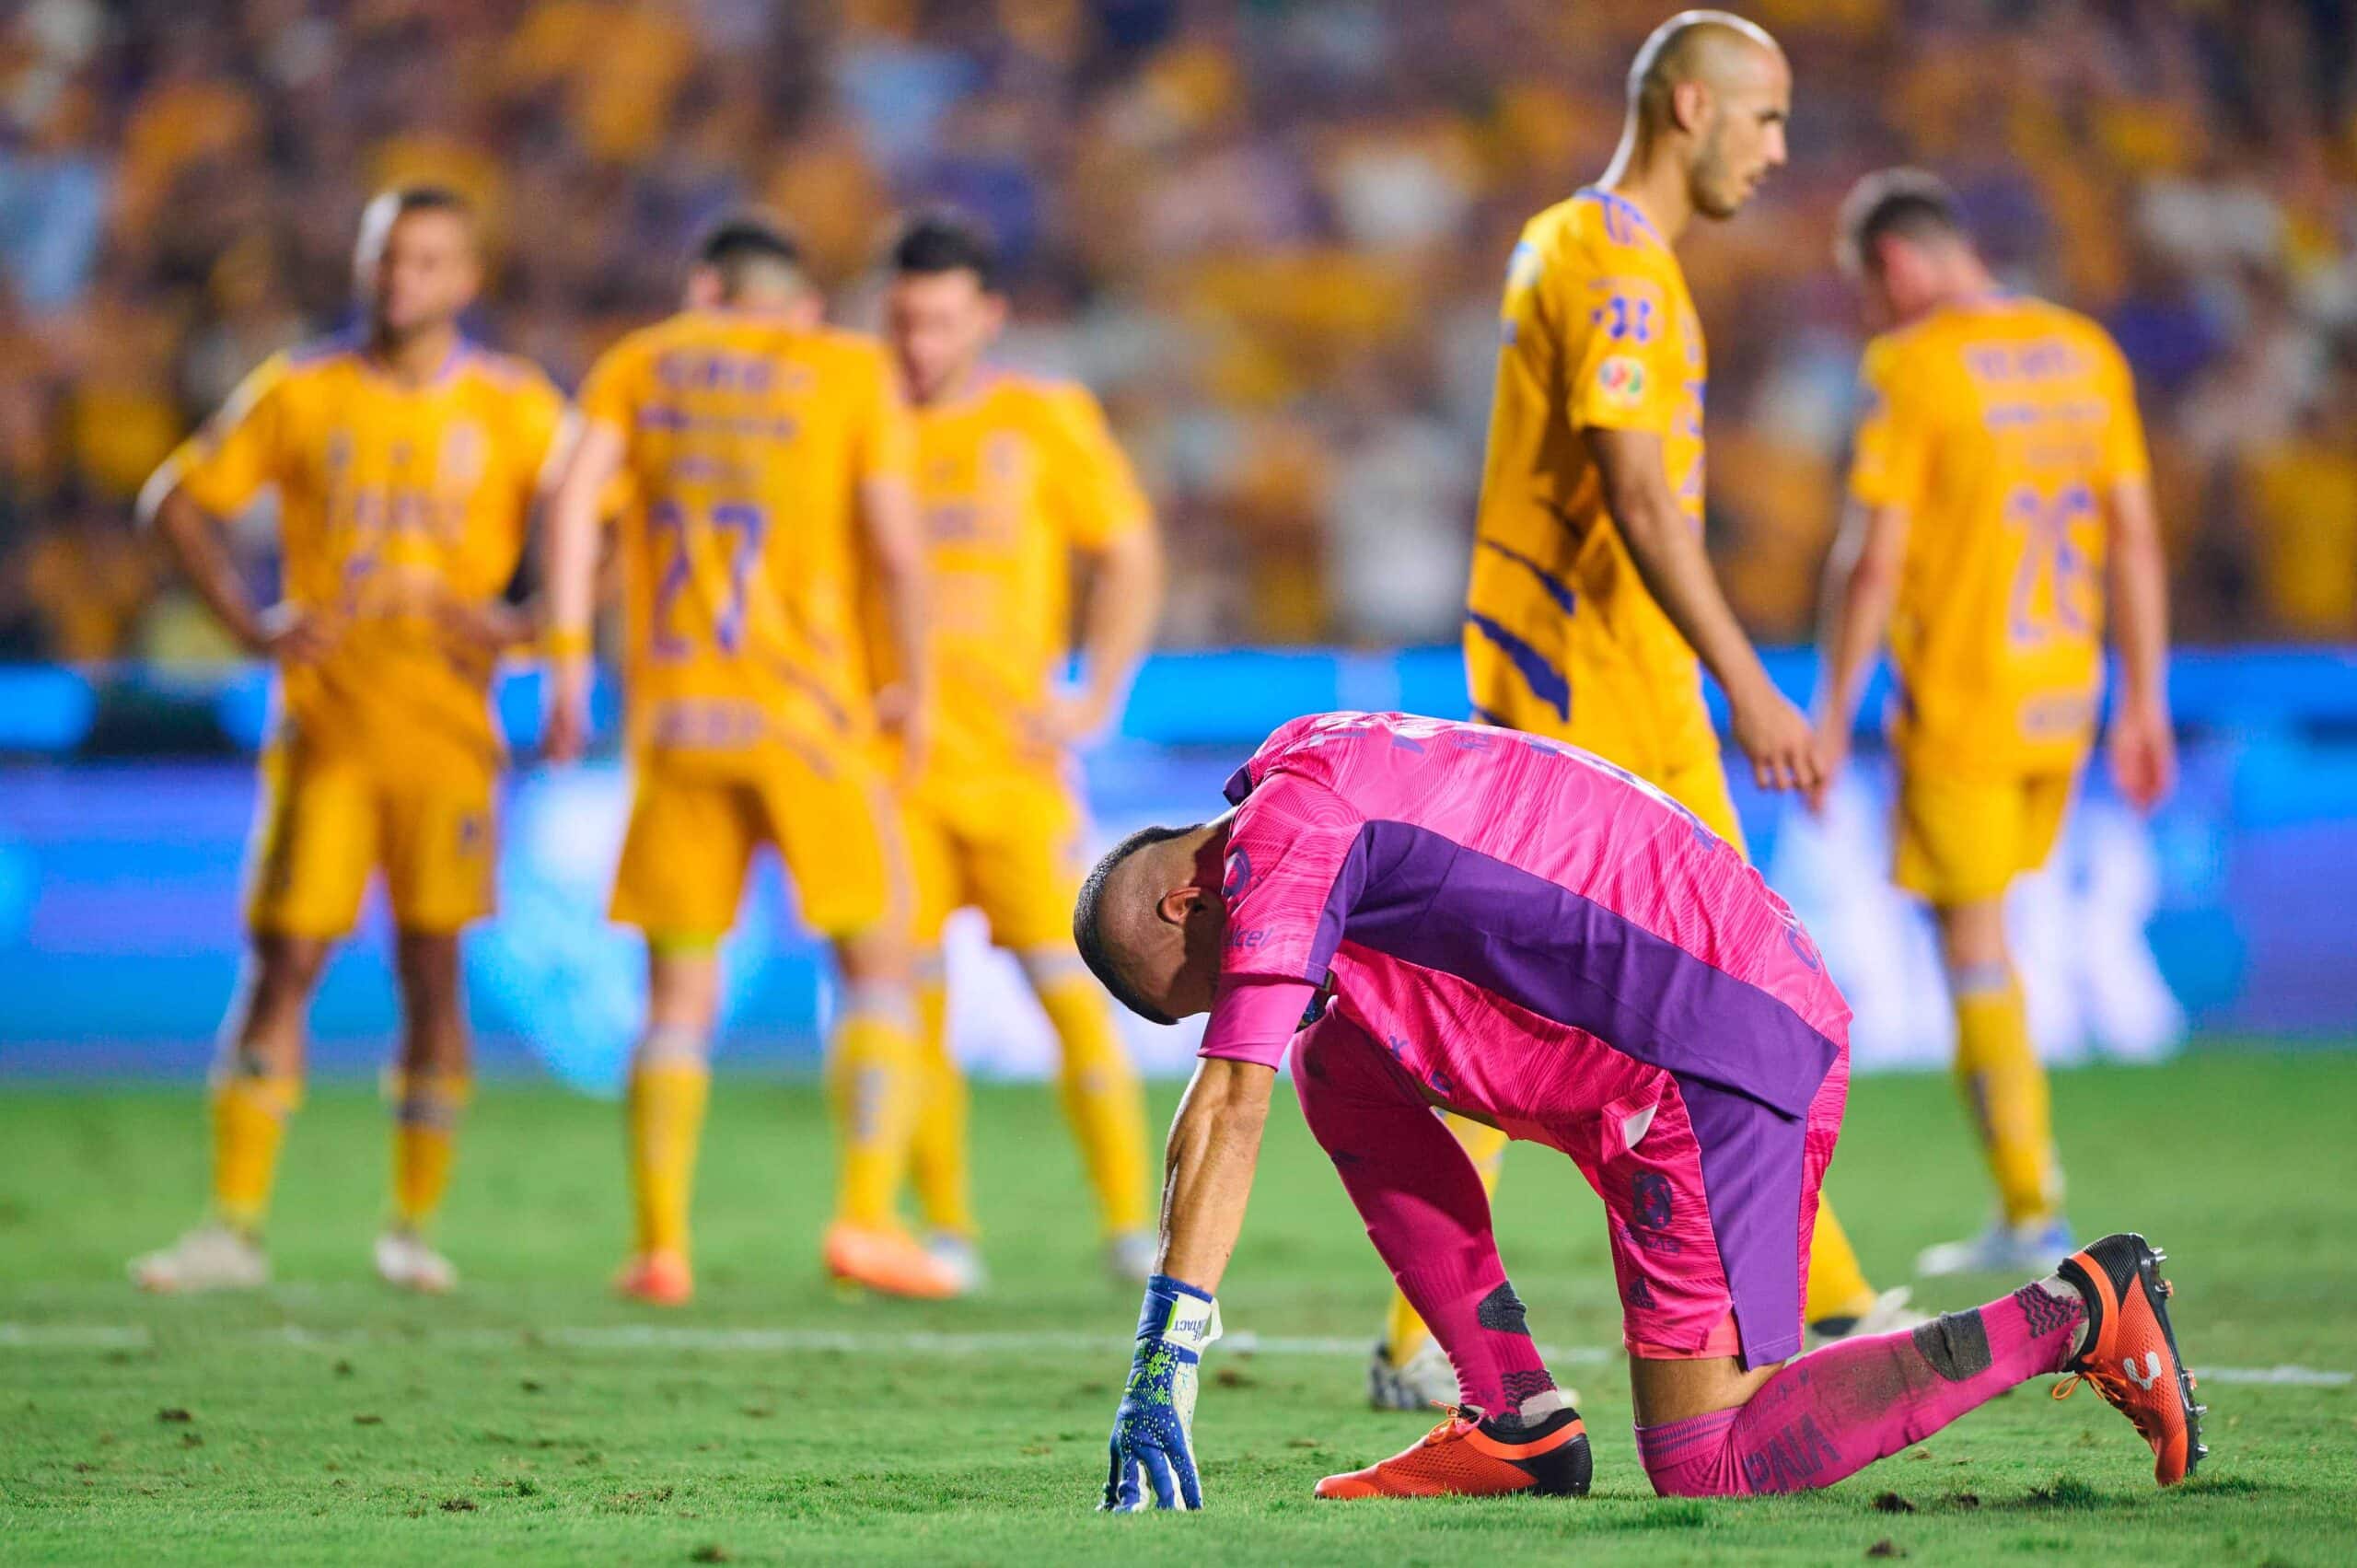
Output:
[{"xmin": 1137, "ymin": 1272, "xmax": 1222, "ymax": 1355}]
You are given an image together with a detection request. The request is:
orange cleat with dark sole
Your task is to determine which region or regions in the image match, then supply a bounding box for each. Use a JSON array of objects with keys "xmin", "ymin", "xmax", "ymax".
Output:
[
  {"xmin": 2053, "ymin": 1232, "xmax": 2206, "ymax": 1486},
  {"xmin": 1315, "ymin": 1402, "xmax": 1591, "ymax": 1500},
  {"xmin": 614, "ymin": 1249, "xmax": 694, "ymax": 1307},
  {"xmin": 822, "ymin": 1223, "xmax": 964, "ymax": 1300}
]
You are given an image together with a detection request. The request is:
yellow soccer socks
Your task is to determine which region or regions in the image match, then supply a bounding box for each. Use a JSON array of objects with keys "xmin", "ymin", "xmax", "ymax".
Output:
[
  {"xmin": 1383, "ymin": 1114, "xmax": 1510, "ymax": 1365},
  {"xmin": 1804, "ymin": 1199, "xmax": 1881, "ymax": 1325},
  {"xmin": 907, "ymin": 969, "xmax": 976, "ymax": 1237},
  {"xmin": 829, "ymin": 992, "xmax": 923, "ymax": 1230},
  {"xmin": 626, "ymin": 1029, "xmax": 712, "ymax": 1260},
  {"xmin": 388, "ymin": 1071, "xmax": 469, "ymax": 1233},
  {"xmin": 210, "ymin": 1064, "xmax": 302, "ymax": 1232},
  {"xmin": 1953, "ymin": 970, "xmax": 2061, "ymax": 1225},
  {"xmin": 1033, "ymin": 970, "xmax": 1152, "ymax": 1238}
]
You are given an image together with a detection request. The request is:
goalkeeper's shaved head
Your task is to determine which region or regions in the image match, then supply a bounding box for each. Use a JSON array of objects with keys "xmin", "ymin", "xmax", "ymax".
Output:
[{"xmin": 1074, "ymin": 820, "xmax": 1229, "ymax": 1026}]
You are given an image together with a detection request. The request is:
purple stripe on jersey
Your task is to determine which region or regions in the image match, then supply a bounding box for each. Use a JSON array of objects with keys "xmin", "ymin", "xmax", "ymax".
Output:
[
  {"xmin": 1314, "ymin": 821, "xmax": 1839, "ymax": 1118},
  {"xmin": 1463, "ymin": 613, "xmax": 1570, "ymax": 721},
  {"xmin": 1576, "ymin": 187, "xmax": 1667, "ymax": 250},
  {"xmin": 1675, "ymin": 1073, "xmax": 1807, "ymax": 1367},
  {"xmin": 1478, "ymin": 539, "xmax": 1578, "ymax": 616}
]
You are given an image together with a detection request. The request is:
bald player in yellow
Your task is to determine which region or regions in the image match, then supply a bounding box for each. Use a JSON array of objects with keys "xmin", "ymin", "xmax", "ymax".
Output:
[
  {"xmin": 130, "ymin": 186, "xmax": 568, "ymax": 1295},
  {"xmin": 544, "ymin": 213, "xmax": 959, "ymax": 1303},
  {"xmin": 1376, "ymin": 11, "xmax": 1907, "ymax": 1409},
  {"xmin": 877, "ymin": 214, "xmax": 1167, "ymax": 1293},
  {"xmin": 1813, "ymin": 169, "xmax": 2176, "ymax": 1277}
]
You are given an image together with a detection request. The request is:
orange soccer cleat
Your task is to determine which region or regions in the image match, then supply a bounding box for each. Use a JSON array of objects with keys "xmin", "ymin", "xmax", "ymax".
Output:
[
  {"xmin": 821, "ymin": 1222, "xmax": 964, "ymax": 1300},
  {"xmin": 614, "ymin": 1249, "xmax": 694, "ymax": 1307},
  {"xmin": 2052, "ymin": 1232, "xmax": 2206, "ymax": 1486},
  {"xmin": 1315, "ymin": 1402, "xmax": 1591, "ymax": 1500}
]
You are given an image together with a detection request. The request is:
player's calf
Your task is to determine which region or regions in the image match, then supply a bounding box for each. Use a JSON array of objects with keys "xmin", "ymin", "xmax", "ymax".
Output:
[{"xmin": 1632, "ymin": 1232, "xmax": 2200, "ymax": 1496}]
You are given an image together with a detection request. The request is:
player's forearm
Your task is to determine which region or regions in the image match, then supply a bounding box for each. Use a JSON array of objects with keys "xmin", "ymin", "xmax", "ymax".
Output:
[
  {"xmin": 1585, "ymin": 426, "xmax": 1775, "ymax": 702},
  {"xmin": 1614, "ymin": 491, "xmax": 1776, "ymax": 703},
  {"xmin": 1076, "ymin": 527, "xmax": 1164, "ymax": 714},
  {"xmin": 1155, "ymin": 1059, "xmax": 1274, "ymax": 1293},
  {"xmin": 1813, "ymin": 513, "xmax": 1899, "ymax": 727},
  {"xmin": 859, "ymin": 477, "xmax": 932, "ymax": 704},
  {"xmin": 148, "ymin": 484, "xmax": 265, "ymax": 650},
  {"xmin": 2107, "ymin": 481, "xmax": 2171, "ymax": 711},
  {"xmin": 542, "ymin": 424, "xmax": 619, "ymax": 644}
]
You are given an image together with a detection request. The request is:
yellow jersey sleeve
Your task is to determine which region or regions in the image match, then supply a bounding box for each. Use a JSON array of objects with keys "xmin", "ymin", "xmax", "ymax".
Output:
[
  {"xmin": 500, "ymin": 360, "xmax": 572, "ymax": 503},
  {"xmin": 169, "ymin": 354, "xmax": 292, "ymax": 517},
  {"xmin": 1037, "ymin": 384, "xmax": 1150, "ymax": 551},
  {"xmin": 851, "ymin": 344, "xmax": 916, "ymax": 489},
  {"xmin": 576, "ymin": 335, "xmax": 646, "ymax": 437},
  {"xmin": 1552, "ymin": 241, "xmax": 1685, "ymax": 437},
  {"xmin": 2093, "ymin": 333, "xmax": 2152, "ymax": 489},
  {"xmin": 1846, "ymin": 334, "xmax": 1939, "ymax": 513}
]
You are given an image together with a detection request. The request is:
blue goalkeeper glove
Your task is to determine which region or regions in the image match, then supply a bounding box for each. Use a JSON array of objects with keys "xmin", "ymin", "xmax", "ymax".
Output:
[{"xmin": 1101, "ymin": 1273, "xmax": 1223, "ymax": 1512}]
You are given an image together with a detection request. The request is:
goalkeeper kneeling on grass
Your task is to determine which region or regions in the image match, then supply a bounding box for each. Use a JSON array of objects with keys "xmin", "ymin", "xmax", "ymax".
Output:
[{"xmin": 1078, "ymin": 712, "xmax": 2206, "ymax": 1508}]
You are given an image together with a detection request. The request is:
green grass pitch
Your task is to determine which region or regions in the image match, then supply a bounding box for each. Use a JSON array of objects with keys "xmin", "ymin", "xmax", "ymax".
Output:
[{"xmin": 4, "ymin": 1050, "xmax": 2353, "ymax": 1565}]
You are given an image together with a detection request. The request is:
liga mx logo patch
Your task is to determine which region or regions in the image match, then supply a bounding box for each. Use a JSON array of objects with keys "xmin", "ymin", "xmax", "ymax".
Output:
[{"xmin": 1596, "ymin": 354, "xmax": 1647, "ymax": 410}]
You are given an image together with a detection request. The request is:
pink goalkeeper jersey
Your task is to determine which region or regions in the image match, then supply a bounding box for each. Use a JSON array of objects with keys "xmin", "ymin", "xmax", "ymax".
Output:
[{"xmin": 1200, "ymin": 713, "xmax": 1850, "ymax": 1129}]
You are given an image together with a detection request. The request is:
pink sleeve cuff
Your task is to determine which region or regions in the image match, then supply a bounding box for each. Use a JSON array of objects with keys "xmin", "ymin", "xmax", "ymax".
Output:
[{"xmin": 1197, "ymin": 976, "xmax": 1319, "ymax": 1070}]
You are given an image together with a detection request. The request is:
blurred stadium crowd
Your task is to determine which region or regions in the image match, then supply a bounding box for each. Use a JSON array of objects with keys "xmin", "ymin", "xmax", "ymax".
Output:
[{"xmin": 0, "ymin": 0, "xmax": 2351, "ymax": 666}]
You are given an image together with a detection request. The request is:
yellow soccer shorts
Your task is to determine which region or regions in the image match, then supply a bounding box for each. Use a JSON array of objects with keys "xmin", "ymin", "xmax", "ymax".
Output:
[
  {"xmin": 610, "ymin": 744, "xmax": 904, "ymax": 945},
  {"xmin": 245, "ymin": 741, "xmax": 497, "ymax": 939},
  {"xmin": 1892, "ymin": 763, "xmax": 2078, "ymax": 907},
  {"xmin": 901, "ymin": 769, "xmax": 1090, "ymax": 952},
  {"xmin": 1470, "ymin": 647, "xmax": 1747, "ymax": 855}
]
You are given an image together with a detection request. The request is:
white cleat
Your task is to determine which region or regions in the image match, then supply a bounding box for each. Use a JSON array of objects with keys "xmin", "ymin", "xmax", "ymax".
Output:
[
  {"xmin": 1917, "ymin": 1217, "xmax": 2074, "ymax": 1279},
  {"xmin": 1103, "ymin": 1229, "xmax": 1157, "ymax": 1285},
  {"xmin": 1368, "ymin": 1337, "xmax": 1458, "ymax": 1411},
  {"xmin": 923, "ymin": 1231, "xmax": 988, "ymax": 1297},
  {"xmin": 130, "ymin": 1224, "xmax": 269, "ymax": 1294},
  {"xmin": 1805, "ymin": 1286, "xmax": 1930, "ymax": 1352},
  {"xmin": 374, "ymin": 1230, "xmax": 458, "ymax": 1295}
]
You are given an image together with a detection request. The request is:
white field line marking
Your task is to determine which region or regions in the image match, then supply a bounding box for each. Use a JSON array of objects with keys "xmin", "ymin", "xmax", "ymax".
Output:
[{"xmin": 0, "ymin": 1321, "xmax": 2345, "ymax": 1386}]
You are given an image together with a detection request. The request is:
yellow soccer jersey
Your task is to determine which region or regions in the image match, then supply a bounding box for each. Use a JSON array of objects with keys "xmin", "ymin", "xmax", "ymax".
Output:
[
  {"xmin": 1848, "ymin": 295, "xmax": 2150, "ymax": 776},
  {"xmin": 577, "ymin": 310, "xmax": 915, "ymax": 772},
  {"xmin": 162, "ymin": 335, "xmax": 566, "ymax": 775},
  {"xmin": 892, "ymin": 375, "xmax": 1150, "ymax": 788},
  {"xmin": 1465, "ymin": 188, "xmax": 1709, "ymax": 737}
]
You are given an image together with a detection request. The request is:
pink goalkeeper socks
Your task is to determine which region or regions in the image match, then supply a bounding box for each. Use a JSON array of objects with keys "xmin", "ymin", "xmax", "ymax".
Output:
[
  {"xmin": 1292, "ymin": 1016, "xmax": 1557, "ymax": 1421},
  {"xmin": 1636, "ymin": 1281, "xmax": 2087, "ymax": 1495}
]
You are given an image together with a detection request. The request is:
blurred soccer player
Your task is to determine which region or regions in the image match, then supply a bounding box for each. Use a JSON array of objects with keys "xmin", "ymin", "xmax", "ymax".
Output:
[
  {"xmin": 879, "ymin": 214, "xmax": 1166, "ymax": 1292},
  {"xmin": 131, "ymin": 187, "xmax": 569, "ymax": 1294},
  {"xmin": 1392, "ymin": 8, "xmax": 1897, "ymax": 1403},
  {"xmin": 542, "ymin": 213, "xmax": 956, "ymax": 1302},
  {"xmin": 1815, "ymin": 170, "xmax": 2177, "ymax": 1275}
]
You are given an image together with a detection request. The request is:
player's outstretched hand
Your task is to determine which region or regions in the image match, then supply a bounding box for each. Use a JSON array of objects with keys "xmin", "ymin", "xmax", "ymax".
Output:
[
  {"xmin": 1101, "ymin": 1274, "xmax": 1221, "ymax": 1513},
  {"xmin": 1731, "ymin": 679, "xmax": 1822, "ymax": 795},
  {"xmin": 2107, "ymin": 695, "xmax": 2177, "ymax": 814}
]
